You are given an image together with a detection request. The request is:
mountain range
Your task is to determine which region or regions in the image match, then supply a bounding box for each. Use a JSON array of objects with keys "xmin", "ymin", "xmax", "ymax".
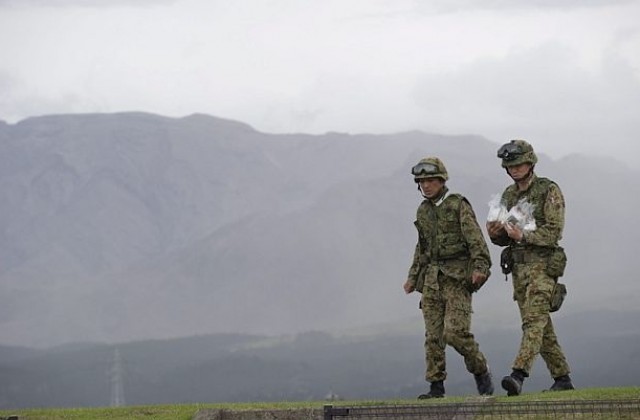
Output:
[
  {"xmin": 0, "ymin": 308, "xmax": 638, "ymax": 408},
  {"xmin": 0, "ymin": 112, "xmax": 638, "ymax": 347}
]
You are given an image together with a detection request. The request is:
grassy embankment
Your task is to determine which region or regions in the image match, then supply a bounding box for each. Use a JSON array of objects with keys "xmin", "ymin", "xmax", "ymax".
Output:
[{"xmin": 1, "ymin": 387, "xmax": 638, "ymax": 420}]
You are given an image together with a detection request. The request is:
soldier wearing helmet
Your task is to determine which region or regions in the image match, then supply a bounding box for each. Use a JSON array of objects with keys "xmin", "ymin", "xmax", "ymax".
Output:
[
  {"xmin": 404, "ymin": 156, "xmax": 494, "ymax": 399},
  {"xmin": 486, "ymin": 140, "xmax": 574, "ymax": 396},
  {"xmin": 498, "ymin": 139, "xmax": 538, "ymax": 168}
]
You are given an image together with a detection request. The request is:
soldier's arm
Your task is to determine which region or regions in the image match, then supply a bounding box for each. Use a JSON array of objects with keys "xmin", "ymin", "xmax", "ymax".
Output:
[
  {"xmin": 523, "ymin": 183, "xmax": 565, "ymax": 246},
  {"xmin": 406, "ymin": 242, "xmax": 422, "ymax": 287},
  {"xmin": 488, "ymin": 222, "xmax": 510, "ymax": 246},
  {"xmin": 460, "ymin": 199, "xmax": 492, "ymax": 277}
]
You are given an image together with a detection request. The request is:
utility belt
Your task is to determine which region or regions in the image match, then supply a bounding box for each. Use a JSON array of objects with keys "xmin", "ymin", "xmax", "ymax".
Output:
[
  {"xmin": 500, "ymin": 245, "xmax": 568, "ymax": 312},
  {"xmin": 435, "ymin": 256, "xmax": 469, "ymax": 265},
  {"xmin": 501, "ymin": 246, "xmax": 566, "ymax": 278},
  {"xmin": 435, "ymin": 251, "xmax": 469, "ymax": 265},
  {"xmin": 511, "ymin": 250, "xmax": 549, "ymax": 264},
  {"xmin": 414, "ymin": 253, "xmax": 469, "ymax": 293},
  {"xmin": 418, "ymin": 253, "xmax": 469, "ymax": 266}
]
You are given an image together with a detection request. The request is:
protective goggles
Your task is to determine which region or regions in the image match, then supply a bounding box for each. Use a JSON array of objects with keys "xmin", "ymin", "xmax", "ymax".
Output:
[
  {"xmin": 411, "ymin": 162, "xmax": 440, "ymax": 177},
  {"xmin": 497, "ymin": 142, "xmax": 524, "ymax": 161}
]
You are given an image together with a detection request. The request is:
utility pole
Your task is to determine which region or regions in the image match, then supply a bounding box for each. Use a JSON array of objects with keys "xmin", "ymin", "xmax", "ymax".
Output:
[{"xmin": 108, "ymin": 348, "xmax": 125, "ymax": 407}]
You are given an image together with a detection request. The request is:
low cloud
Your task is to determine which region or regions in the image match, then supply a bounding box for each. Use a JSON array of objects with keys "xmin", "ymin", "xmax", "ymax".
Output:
[
  {"xmin": 421, "ymin": 0, "xmax": 638, "ymax": 13},
  {"xmin": 0, "ymin": 0, "xmax": 175, "ymax": 8},
  {"xmin": 412, "ymin": 42, "xmax": 640, "ymax": 160},
  {"xmin": 0, "ymin": 72, "xmax": 92, "ymax": 123}
]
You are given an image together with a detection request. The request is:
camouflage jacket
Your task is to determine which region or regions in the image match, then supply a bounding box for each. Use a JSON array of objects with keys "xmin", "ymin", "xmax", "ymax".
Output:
[
  {"xmin": 490, "ymin": 174, "xmax": 565, "ymax": 249},
  {"xmin": 407, "ymin": 188, "xmax": 491, "ymax": 290}
]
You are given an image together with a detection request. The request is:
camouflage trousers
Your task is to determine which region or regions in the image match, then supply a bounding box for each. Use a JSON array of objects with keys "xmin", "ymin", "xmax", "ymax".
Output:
[
  {"xmin": 511, "ymin": 261, "xmax": 571, "ymax": 378},
  {"xmin": 421, "ymin": 272, "xmax": 489, "ymax": 382}
]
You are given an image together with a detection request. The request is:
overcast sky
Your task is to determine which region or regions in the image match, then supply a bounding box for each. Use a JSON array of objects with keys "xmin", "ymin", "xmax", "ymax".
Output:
[{"xmin": 1, "ymin": 0, "xmax": 639, "ymax": 164}]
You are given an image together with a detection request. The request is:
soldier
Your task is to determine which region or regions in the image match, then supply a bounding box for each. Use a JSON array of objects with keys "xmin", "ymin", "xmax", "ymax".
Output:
[
  {"xmin": 404, "ymin": 157, "xmax": 494, "ymax": 399},
  {"xmin": 486, "ymin": 139, "xmax": 574, "ymax": 396}
]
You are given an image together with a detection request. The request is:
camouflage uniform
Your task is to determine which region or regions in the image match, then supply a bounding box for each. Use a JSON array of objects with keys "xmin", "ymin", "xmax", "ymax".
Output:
[
  {"xmin": 407, "ymin": 185, "xmax": 492, "ymax": 383},
  {"xmin": 492, "ymin": 174, "xmax": 571, "ymax": 378}
]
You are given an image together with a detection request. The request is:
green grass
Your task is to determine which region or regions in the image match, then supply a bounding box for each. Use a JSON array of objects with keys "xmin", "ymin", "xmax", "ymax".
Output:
[
  {"xmin": 488, "ymin": 386, "xmax": 640, "ymax": 402},
  {"xmin": 1, "ymin": 387, "xmax": 638, "ymax": 419}
]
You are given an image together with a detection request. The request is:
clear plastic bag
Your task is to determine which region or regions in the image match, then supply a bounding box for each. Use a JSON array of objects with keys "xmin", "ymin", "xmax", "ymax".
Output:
[
  {"xmin": 487, "ymin": 194, "xmax": 508, "ymax": 222},
  {"xmin": 487, "ymin": 196, "xmax": 536, "ymax": 231},
  {"xmin": 508, "ymin": 199, "xmax": 536, "ymax": 231}
]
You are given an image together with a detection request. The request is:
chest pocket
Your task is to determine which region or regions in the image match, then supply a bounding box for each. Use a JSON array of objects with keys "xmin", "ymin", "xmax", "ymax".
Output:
[{"xmin": 439, "ymin": 207, "xmax": 461, "ymax": 245}]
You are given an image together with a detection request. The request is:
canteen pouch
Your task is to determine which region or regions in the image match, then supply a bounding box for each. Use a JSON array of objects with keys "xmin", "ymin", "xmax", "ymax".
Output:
[
  {"xmin": 500, "ymin": 247, "xmax": 513, "ymax": 276},
  {"xmin": 546, "ymin": 246, "xmax": 567, "ymax": 278},
  {"xmin": 550, "ymin": 282, "xmax": 567, "ymax": 312}
]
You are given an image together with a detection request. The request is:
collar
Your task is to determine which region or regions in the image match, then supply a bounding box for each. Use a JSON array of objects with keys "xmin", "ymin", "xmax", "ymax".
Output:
[
  {"xmin": 430, "ymin": 186, "xmax": 449, "ymax": 206},
  {"xmin": 515, "ymin": 172, "xmax": 537, "ymax": 192}
]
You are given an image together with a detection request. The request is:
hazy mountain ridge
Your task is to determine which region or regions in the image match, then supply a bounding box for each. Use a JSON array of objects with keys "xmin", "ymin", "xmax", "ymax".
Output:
[
  {"xmin": 0, "ymin": 309, "xmax": 638, "ymax": 408},
  {"xmin": 0, "ymin": 112, "xmax": 637, "ymax": 347}
]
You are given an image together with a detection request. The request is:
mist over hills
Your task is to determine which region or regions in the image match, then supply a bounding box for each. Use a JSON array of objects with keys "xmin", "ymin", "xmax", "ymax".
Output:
[
  {"xmin": 0, "ymin": 308, "xmax": 638, "ymax": 409},
  {"xmin": 0, "ymin": 112, "xmax": 638, "ymax": 348}
]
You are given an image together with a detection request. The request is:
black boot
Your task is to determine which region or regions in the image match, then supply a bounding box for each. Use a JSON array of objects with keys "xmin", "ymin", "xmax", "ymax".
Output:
[
  {"xmin": 501, "ymin": 369, "xmax": 526, "ymax": 396},
  {"xmin": 474, "ymin": 369, "xmax": 494, "ymax": 396},
  {"xmin": 418, "ymin": 380, "xmax": 445, "ymax": 399},
  {"xmin": 549, "ymin": 374, "xmax": 575, "ymax": 391}
]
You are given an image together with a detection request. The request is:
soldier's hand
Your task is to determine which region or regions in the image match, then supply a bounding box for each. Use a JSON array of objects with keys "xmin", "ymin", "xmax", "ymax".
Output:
[
  {"xmin": 471, "ymin": 271, "xmax": 487, "ymax": 286},
  {"xmin": 486, "ymin": 221, "xmax": 505, "ymax": 238},
  {"xmin": 504, "ymin": 222, "xmax": 524, "ymax": 242},
  {"xmin": 403, "ymin": 280, "xmax": 415, "ymax": 294}
]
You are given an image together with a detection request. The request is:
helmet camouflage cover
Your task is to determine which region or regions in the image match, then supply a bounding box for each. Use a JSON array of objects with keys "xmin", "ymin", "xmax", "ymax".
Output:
[
  {"xmin": 497, "ymin": 139, "xmax": 538, "ymax": 168},
  {"xmin": 411, "ymin": 156, "xmax": 448, "ymax": 182}
]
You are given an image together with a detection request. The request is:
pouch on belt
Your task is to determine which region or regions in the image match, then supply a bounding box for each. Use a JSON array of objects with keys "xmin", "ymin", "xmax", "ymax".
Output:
[{"xmin": 550, "ymin": 282, "xmax": 567, "ymax": 312}]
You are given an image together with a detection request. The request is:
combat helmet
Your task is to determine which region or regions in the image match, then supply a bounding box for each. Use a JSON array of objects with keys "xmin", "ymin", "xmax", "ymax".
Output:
[
  {"xmin": 497, "ymin": 139, "xmax": 538, "ymax": 168},
  {"xmin": 411, "ymin": 157, "xmax": 448, "ymax": 182}
]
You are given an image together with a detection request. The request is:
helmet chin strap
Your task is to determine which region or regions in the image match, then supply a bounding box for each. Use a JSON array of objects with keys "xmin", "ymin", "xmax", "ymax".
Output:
[
  {"xmin": 417, "ymin": 184, "xmax": 448, "ymax": 202},
  {"xmin": 506, "ymin": 165, "xmax": 535, "ymax": 182},
  {"xmin": 417, "ymin": 184, "xmax": 427, "ymax": 199}
]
